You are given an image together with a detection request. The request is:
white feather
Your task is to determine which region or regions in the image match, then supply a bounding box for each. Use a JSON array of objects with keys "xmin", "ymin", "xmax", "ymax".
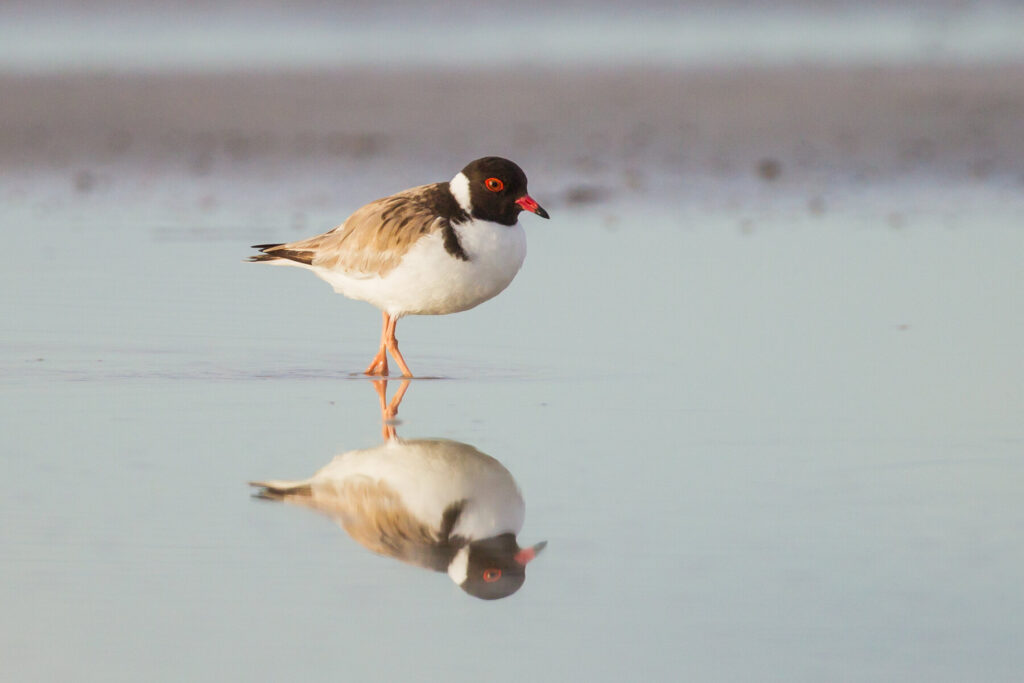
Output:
[
  {"xmin": 302, "ymin": 438, "xmax": 526, "ymax": 540},
  {"xmin": 448, "ymin": 171, "xmax": 473, "ymax": 214},
  {"xmin": 311, "ymin": 217, "xmax": 526, "ymax": 317},
  {"xmin": 447, "ymin": 546, "xmax": 471, "ymax": 585}
]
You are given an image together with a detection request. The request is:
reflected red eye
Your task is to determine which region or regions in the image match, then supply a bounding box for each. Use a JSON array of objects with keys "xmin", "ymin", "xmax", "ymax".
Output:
[
  {"xmin": 484, "ymin": 177, "xmax": 504, "ymax": 192},
  {"xmin": 482, "ymin": 568, "xmax": 502, "ymax": 582}
]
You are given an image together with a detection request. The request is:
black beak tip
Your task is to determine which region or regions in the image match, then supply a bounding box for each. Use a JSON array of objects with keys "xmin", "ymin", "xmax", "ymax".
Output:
[{"xmin": 536, "ymin": 206, "xmax": 550, "ymax": 219}]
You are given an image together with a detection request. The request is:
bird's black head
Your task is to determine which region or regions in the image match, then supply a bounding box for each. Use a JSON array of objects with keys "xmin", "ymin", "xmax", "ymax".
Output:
[
  {"xmin": 453, "ymin": 534, "xmax": 547, "ymax": 601},
  {"xmin": 458, "ymin": 156, "xmax": 549, "ymax": 226}
]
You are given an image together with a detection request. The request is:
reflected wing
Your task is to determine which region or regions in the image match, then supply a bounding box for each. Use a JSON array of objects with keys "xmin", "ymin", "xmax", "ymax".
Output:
[{"xmin": 253, "ymin": 476, "xmax": 465, "ymax": 572}]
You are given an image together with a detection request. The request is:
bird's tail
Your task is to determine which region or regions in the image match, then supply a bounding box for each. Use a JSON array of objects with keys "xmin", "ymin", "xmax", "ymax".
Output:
[
  {"xmin": 249, "ymin": 480, "xmax": 313, "ymax": 501},
  {"xmin": 247, "ymin": 243, "xmax": 315, "ymax": 265}
]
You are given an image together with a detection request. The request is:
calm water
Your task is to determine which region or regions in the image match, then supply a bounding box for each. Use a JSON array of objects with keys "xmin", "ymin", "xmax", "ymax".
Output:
[{"xmin": 2, "ymin": 165, "xmax": 1022, "ymax": 681}]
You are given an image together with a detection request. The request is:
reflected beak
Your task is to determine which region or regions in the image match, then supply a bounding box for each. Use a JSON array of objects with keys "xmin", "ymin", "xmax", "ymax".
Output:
[
  {"xmin": 515, "ymin": 195, "xmax": 549, "ymax": 219},
  {"xmin": 514, "ymin": 540, "xmax": 548, "ymax": 566}
]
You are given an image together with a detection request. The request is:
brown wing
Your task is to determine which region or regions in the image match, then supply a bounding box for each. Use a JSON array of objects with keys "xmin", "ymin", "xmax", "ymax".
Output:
[
  {"xmin": 255, "ymin": 475, "xmax": 461, "ymax": 572},
  {"xmin": 268, "ymin": 184, "xmax": 449, "ymax": 277}
]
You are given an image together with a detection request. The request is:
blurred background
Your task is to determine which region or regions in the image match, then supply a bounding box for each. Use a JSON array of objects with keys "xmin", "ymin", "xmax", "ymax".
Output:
[
  {"xmin": 3, "ymin": 2, "xmax": 1023, "ymax": 682},
  {"xmin": 3, "ymin": 0, "xmax": 1024, "ymax": 217}
]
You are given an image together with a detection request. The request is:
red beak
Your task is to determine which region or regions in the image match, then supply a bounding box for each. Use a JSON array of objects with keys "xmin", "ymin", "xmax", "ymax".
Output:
[
  {"xmin": 515, "ymin": 195, "xmax": 549, "ymax": 219},
  {"xmin": 514, "ymin": 541, "xmax": 548, "ymax": 566}
]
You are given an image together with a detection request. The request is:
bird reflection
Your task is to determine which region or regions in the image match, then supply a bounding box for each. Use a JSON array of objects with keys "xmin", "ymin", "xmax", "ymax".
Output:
[{"xmin": 250, "ymin": 380, "xmax": 546, "ymax": 600}]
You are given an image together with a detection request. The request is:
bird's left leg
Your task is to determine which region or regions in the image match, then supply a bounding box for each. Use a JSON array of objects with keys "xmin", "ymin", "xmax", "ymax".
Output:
[{"xmin": 364, "ymin": 311, "xmax": 390, "ymax": 376}]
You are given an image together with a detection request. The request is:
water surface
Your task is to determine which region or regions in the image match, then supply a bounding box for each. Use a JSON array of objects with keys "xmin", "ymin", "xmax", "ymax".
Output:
[{"xmin": 2, "ymin": 167, "xmax": 1022, "ymax": 680}]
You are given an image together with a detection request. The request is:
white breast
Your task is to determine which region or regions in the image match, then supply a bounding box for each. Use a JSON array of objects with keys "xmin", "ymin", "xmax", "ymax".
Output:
[{"xmin": 313, "ymin": 219, "xmax": 526, "ymax": 317}]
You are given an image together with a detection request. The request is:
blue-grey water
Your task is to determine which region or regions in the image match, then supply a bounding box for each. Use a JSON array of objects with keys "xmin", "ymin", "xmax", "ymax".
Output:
[{"xmin": 2, "ymin": 164, "xmax": 1022, "ymax": 681}]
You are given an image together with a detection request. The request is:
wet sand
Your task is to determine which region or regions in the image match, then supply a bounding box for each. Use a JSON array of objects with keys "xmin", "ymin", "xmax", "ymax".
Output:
[{"xmin": 3, "ymin": 65, "xmax": 1024, "ymax": 184}]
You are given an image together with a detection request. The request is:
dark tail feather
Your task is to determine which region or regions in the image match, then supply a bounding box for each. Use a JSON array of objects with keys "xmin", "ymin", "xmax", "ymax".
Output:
[
  {"xmin": 248, "ymin": 253, "xmax": 279, "ymax": 263},
  {"xmin": 247, "ymin": 243, "xmax": 315, "ymax": 265},
  {"xmin": 249, "ymin": 481, "xmax": 313, "ymax": 501}
]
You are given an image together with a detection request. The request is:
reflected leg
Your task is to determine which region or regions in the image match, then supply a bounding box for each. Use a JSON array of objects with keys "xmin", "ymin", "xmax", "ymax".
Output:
[{"xmin": 372, "ymin": 379, "xmax": 410, "ymax": 440}]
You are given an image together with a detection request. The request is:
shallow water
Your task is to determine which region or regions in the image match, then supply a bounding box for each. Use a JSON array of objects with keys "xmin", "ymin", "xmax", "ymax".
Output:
[{"xmin": 2, "ymin": 167, "xmax": 1023, "ymax": 681}]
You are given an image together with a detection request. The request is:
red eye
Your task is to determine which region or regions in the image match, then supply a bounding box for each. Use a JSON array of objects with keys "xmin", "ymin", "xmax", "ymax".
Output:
[
  {"xmin": 482, "ymin": 568, "xmax": 502, "ymax": 582},
  {"xmin": 484, "ymin": 177, "xmax": 504, "ymax": 192}
]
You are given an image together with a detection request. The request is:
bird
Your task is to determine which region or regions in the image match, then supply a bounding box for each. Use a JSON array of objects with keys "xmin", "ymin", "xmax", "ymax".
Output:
[
  {"xmin": 248, "ymin": 157, "xmax": 549, "ymax": 377},
  {"xmin": 250, "ymin": 382, "xmax": 546, "ymax": 600}
]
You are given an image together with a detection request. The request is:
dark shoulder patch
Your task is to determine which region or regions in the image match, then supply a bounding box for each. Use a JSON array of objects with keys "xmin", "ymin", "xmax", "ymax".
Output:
[
  {"xmin": 418, "ymin": 183, "xmax": 470, "ymax": 224},
  {"xmin": 438, "ymin": 500, "xmax": 466, "ymax": 541},
  {"xmin": 440, "ymin": 220, "xmax": 469, "ymax": 262}
]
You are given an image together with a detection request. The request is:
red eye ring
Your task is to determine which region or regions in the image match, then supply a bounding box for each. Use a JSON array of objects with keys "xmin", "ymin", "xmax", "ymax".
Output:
[
  {"xmin": 482, "ymin": 568, "xmax": 502, "ymax": 582},
  {"xmin": 484, "ymin": 177, "xmax": 504, "ymax": 192}
]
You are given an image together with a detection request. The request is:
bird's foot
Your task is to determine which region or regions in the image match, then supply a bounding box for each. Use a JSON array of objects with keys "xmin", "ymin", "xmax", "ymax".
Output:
[{"xmin": 364, "ymin": 349, "xmax": 389, "ymax": 376}]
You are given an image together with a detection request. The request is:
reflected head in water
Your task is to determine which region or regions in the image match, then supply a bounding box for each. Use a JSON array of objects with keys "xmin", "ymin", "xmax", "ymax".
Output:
[
  {"xmin": 450, "ymin": 533, "xmax": 547, "ymax": 600},
  {"xmin": 250, "ymin": 380, "xmax": 546, "ymax": 600}
]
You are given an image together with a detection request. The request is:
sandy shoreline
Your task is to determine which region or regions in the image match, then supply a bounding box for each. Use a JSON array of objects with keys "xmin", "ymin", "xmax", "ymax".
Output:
[{"xmin": 3, "ymin": 65, "xmax": 1023, "ymax": 184}]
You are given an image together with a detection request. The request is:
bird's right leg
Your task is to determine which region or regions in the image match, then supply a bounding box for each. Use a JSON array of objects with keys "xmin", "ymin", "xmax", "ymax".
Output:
[
  {"xmin": 364, "ymin": 311, "xmax": 390, "ymax": 376},
  {"xmin": 384, "ymin": 315, "xmax": 413, "ymax": 378}
]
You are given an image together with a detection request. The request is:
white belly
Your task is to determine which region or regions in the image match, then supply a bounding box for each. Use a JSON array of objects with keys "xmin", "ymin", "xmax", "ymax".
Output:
[{"xmin": 313, "ymin": 219, "xmax": 527, "ymax": 316}]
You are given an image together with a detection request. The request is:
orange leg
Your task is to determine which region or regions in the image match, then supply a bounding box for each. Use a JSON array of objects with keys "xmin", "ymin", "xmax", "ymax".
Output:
[
  {"xmin": 372, "ymin": 379, "xmax": 410, "ymax": 440},
  {"xmin": 387, "ymin": 378, "xmax": 411, "ymax": 417},
  {"xmin": 384, "ymin": 314, "xmax": 413, "ymax": 378},
  {"xmin": 364, "ymin": 312, "xmax": 390, "ymax": 376}
]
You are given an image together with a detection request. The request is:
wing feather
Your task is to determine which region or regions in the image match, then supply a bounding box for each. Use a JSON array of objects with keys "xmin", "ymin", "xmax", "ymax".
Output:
[
  {"xmin": 257, "ymin": 475, "xmax": 462, "ymax": 572},
  {"xmin": 268, "ymin": 184, "xmax": 449, "ymax": 277}
]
